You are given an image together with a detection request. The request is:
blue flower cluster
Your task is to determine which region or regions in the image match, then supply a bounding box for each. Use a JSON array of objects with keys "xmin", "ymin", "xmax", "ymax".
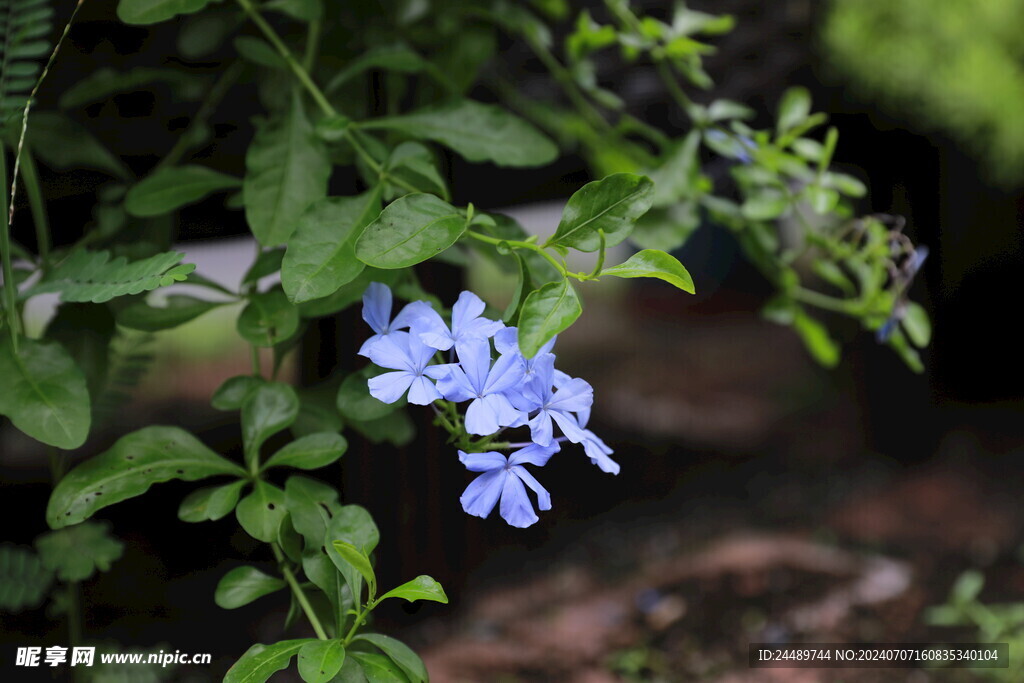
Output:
[{"xmin": 357, "ymin": 282, "xmax": 618, "ymax": 528}]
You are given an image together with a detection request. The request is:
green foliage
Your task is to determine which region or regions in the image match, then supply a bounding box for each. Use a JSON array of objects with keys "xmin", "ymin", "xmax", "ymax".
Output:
[
  {"xmin": 378, "ymin": 575, "xmax": 448, "ymax": 605},
  {"xmin": 30, "ymin": 250, "xmax": 196, "ymax": 303},
  {"xmin": 602, "ymin": 249, "xmax": 695, "ymax": 293},
  {"xmin": 0, "ymin": 543, "xmax": 52, "ymax": 612},
  {"xmin": 0, "ymin": 0, "xmax": 53, "ymax": 126},
  {"xmin": 263, "ymin": 432, "xmax": 346, "ymax": 471},
  {"xmin": 35, "ymin": 521, "xmax": 124, "ymax": 582},
  {"xmin": 117, "ymin": 0, "xmax": 219, "ymax": 26},
  {"xmin": 215, "ymin": 566, "xmax": 286, "ymax": 609},
  {"xmin": 518, "ymin": 278, "xmax": 582, "ymax": 358},
  {"xmin": 355, "ymin": 193, "xmax": 466, "ymax": 269},
  {"xmin": 124, "ymin": 165, "xmax": 241, "ymax": 217},
  {"xmin": 547, "ymin": 173, "xmax": 654, "ymax": 251},
  {"xmin": 297, "ymin": 640, "xmax": 345, "ymax": 683},
  {"xmin": 353, "ymin": 634, "xmax": 427, "ymax": 683},
  {"xmin": 224, "ymin": 639, "xmax": 314, "ymax": 683}
]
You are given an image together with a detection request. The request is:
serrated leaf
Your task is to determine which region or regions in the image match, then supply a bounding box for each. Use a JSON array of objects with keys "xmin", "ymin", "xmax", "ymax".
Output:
[
  {"xmin": 360, "ymin": 99, "xmax": 557, "ymax": 168},
  {"xmin": 30, "ymin": 250, "xmax": 195, "ymax": 303},
  {"xmin": 118, "ymin": 295, "xmax": 225, "ymax": 332},
  {"xmin": 46, "ymin": 426, "xmax": 246, "ymax": 528},
  {"xmin": 297, "ymin": 640, "xmax": 345, "ymax": 683},
  {"xmin": 125, "ymin": 165, "xmax": 240, "ymax": 217},
  {"xmin": 224, "ymin": 639, "xmax": 315, "ymax": 683},
  {"xmin": 215, "ymin": 565, "xmax": 286, "ymax": 609},
  {"xmin": 241, "ymin": 382, "xmax": 299, "ymax": 467},
  {"xmin": 0, "ymin": 544, "xmax": 53, "ymax": 612},
  {"xmin": 0, "ymin": 336, "xmax": 91, "ymax": 449},
  {"xmin": 282, "ymin": 190, "xmax": 381, "ymax": 303},
  {"xmin": 244, "ymin": 94, "xmax": 331, "ymax": 245},
  {"xmin": 178, "ymin": 480, "xmax": 246, "ymax": 522},
  {"xmin": 353, "ymin": 634, "xmax": 427, "ymax": 683},
  {"xmin": 601, "ymin": 249, "xmax": 695, "ymax": 293},
  {"xmin": 236, "ymin": 481, "xmax": 287, "ymax": 542},
  {"xmin": 35, "ymin": 521, "xmax": 124, "ymax": 582},
  {"xmin": 355, "ymin": 193, "xmax": 466, "ymax": 269},
  {"xmin": 237, "ymin": 289, "xmax": 300, "ymax": 347},
  {"xmin": 547, "ymin": 173, "xmax": 654, "ymax": 252},
  {"xmin": 517, "ymin": 279, "xmax": 581, "ymax": 358},
  {"xmin": 378, "ymin": 575, "xmax": 447, "ymax": 605},
  {"xmin": 117, "ymin": 0, "xmax": 219, "ymax": 25},
  {"xmin": 263, "ymin": 432, "xmax": 347, "ymax": 471}
]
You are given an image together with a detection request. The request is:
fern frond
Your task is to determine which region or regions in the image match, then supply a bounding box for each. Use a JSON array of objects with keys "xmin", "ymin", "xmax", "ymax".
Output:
[
  {"xmin": 0, "ymin": 543, "xmax": 53, "ymax": 613},
  {"xmin": 29, "ymin": 249, "xmax": 196, "ymax": 303},
  {"xmin": 0, "ymin": 0, "xmax": 54, "ymax": 127},
  {"xmin": 92, "ymin": 331, "xmax": 155, "ymax": 426}
]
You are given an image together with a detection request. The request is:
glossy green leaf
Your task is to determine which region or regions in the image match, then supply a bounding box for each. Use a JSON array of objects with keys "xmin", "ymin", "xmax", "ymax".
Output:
[
  {"xmin": 0, "ymin": 336, "xmax": 91, "ymax": 449},
  {"xmin": 118, "ymin": 295, "xmax": 225, "ymax": 332},
  {"xmin": 241, "ymin": 382, "xmax": 299, "ymax": 467},
  {"xmin": 360, "ymin": 99, "xmax": 557, "ymax": 167},
  {"xmin": 237, "ymin": 289, "xmax": 300, "ymax": 347},
  {"xmin": 117, "ymin": 0, "xmax": 218, "ymax": 25},
  {"xmin": 383, "ymin": 142, "xmax": 448, "ymax": 201},
  {"xmin": 215, "ymin": 565, "xmax": 286, "ymax": 609},
  {"xmin": 178, "ymin": 480, "xmax": 246, "ymax": 522},
  {"xmin": 282, "ymin": 190, "xmax": 382, "ymax": 303},
  {"xmin": 263, "ymin": 432, "xmax": 347, "ymax": 471},
  {"xmin": 331, "ymin": 541, "xmax": 375, "ymax": 598},
  {"xmin": 355, "ymin": 193, "xmax": 466, "ymax": 269},
  {"xmin": 378, "ymin": 575, "xmax": 448, "ymax": 605},
  {"xmin": 212, "ymin": 375, "xmax": 265, "ymax": 411},
  {"xmin": 601, "ymin": 249, "xmax": 695, "ymax": 293},
  {"xmin": 47, "ymin": 426, "xmax": 245, "ymax": 528},
  {"xmin": 350, "ymin": 652, "xmax": 412, "ymax": 682},
  {"xmin": 30, "ymin": 250, "xmax": 195, "ymax": 303},
  {"xmin": 296, "ymin": 267, "xmax": 401, "ymax": 318},
  {"xmin": 243, "ymin": 248, "xmax": 286, "ymax": 286},
  {"xmin": 35, "ymin": 521, "xmax": 124, "ymax": 582},
  {"xmin": 224, "ymin": 639, "xmax": 314, "ymax": 683},
  {"xmin": 298, "ymin": 640, "xmax": 345, "ymax": 683},
  {"xmin": 236, "ymin": 481, "xmax": 288, "ymax": 543},
  {"xmin": 244, "ymin": 94, "xmax": 331, "ymax": 245},
  {"xmin": 517, "ymin": 279, "xmax": 582, "ymax": 358},
  {"xmin": 325, "ymin": 506, "xmax": 379, "ymax": 605},
  {"xmin": 353, "ymin": 634, "xmax": 427, "ymax": 683},
  {"xmin": 547, "ymin": 173, "xmax": 654, "ymax": 251},
  {"xmin": 125, "ymin": 165, "xmax": 241, "ymax": 217},
  {"xmin": 234, "ymin": 36, "xmax": 288, "ymax": 69}
]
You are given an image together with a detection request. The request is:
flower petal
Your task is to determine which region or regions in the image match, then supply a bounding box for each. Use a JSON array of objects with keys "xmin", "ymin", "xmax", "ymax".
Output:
[
  {"xmin": 454, "ymin": 338, "xmax": 491, "ymax": 393},
  {"xmin": 412, "ymin": 307, "xmax": 454, "ymax": 350},
  {"xmin": 362, "ymin": 332, "xmax": 413, "ymax": 371},
  {"xmin": 451, "ymin": 291, "xmax": 487, "ymax": 334},
  {"xmin": 548, "ymin": 378, "xmax": 594, "ymax": 413},
  {"xmin": 493, "ymin": 327, "xmax": 519, "ymax": 355},
  {"xmin": 508, "ymin": 442, "xmax": 558, "ymax": 468},
  {"xmin": 550, "ymin": 409, "xmax": 587, "ymax": 443},
  {"xmin": 484, "ymin": 351, "xmax": 526, "ymax": 395},
  {"xmin": 460, "ymin": 469, "xmax": 504, "ymax": 519},
  {"xmin": 483, "ymin": 392, "xmax": 525, "ymax": 428},
  {"xmin": 464, "ymin": 396, "xmax": 500, "ymax": 435},
  {"xmin": 458, "ymin": 450, "xmax": 507, "ymax": 472},
  {"xmin": 434, "ymin": 365, "xmax": 476, "ymax": 403},
  {"xmin": 406, "ymin": 375, "xmax": 441, "ymax": 405},
  {"xmin": 367, "ymin": 371, "xmax": 413, "ymax": 404},
  {"xmin": 361, "ymin": 282, "xmax": 392, "ymax": 334},
  {"xmin": 528, "ymin": 410, "xmax": 554, "ymax": 446},
  {"xmin": 499, "ymin": 472, "xmax": 539, "ymax": 528},
  {"xmin": 512, "ymin": 465, "xmax": 551, "ymax": 511},
  {"xmin": 392, "ymin": 300, "xmax": 433, "ymax": 331}
]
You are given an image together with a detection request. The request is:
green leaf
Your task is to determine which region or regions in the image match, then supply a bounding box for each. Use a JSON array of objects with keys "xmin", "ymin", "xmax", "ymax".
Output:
[
  {"xmin": 792, "ymin": 309, "xmax": 840, "ymax": 368},
  {"xmin": 178, "ymin": 480, "xmax": 246, "ymax": 522},
  {"xmin": 264, "ymin": 432, "xmax": 347, "ymax": 471},
  {"xmin": 236, "ymin": 481, "xmax": 288, "ymax": 543},
  {"xmin": 0, "ymin": 336, "xmax": 91, "ymax": 449},
  {"xmin": 244, "ymin": 93, "xmax": 331, "ymax": 245},
  {"xmin": 241, "ymin": 382, "xmax": 299, "ymax": 467},
  {"xmin": 647, "ymin": 132, "xmax": 701, "ymax": 208},
  {"xmin": 517, "ymin": 279, "xmax": 582, "ymax": 358},
  {"xmin": 237, "ymin": 289, "xmax": 300, "ymax": 347},
  {"xmin": 234, "ymin": 36, "xmax": 288, "ymax": 69},
  {"xmin": 547, "ymin": 173, "xmax": 654, "ymax": 252},
  {"xmin": 282, "ymin": 190, "xmax": 382, "ymax": 303},
  {"xmin": 0, "ymin": 544, "xmax": 53, "ymax": 613},
  {"xmin": 243, "ymin": 248, "xmax": 286, "ymax": 286},
  {"xmin": 29, "ymin": 250, "xmax": 195, "ymax": 303},
  {"xmin": 325, "ymin": 506, "xmax": 379, "ymax": 604},
  {"xmin": 350, "ymin": 652, "xmax": 412, "ymax": 683},
  {"xmin": 296, "ymin": 268, "xmax": 401, "ymax": 318},
  {"xmin": 355, "ymin": 193, "xmax": 466, "ymax": 269},
  {"xmin": 27, "ymin": 112, "xmax": 130, "ymax": 179},
  {"xmin": 298, "ymin": 640, "xmax": 345, "ymax": 683},
  {"xmin": 383, "ymin": 142, "xmax": 448, "ymax": 201},
  {"xmin": 43, "ymin": 303, "xmax": 116, "ymax": 399},
  {"xmin": 804, "ymin": 185, "xmax": 839, "ymax": 215},
  {"xmin": 215, "ymin": 565, "xmax": 286, "ymax": 609},
  {"xmin": 118, "ymin": 295, "xmax": 225, "ymax": 332},
  {"xmin": 59, "ymin": 66, "xmax": 203, "ymax": 109},
  {"xmin": 902, "ymin": 301, "xmax": 931, "ymax": 348},
  {"xmin": 331, "ymin": 541, "xmax": 376, "ymax": 599},
  {"xmin": 224, "ymin": 639, "xmax": 314, "ymax": 683},
  {"xmin": 266, "ymin": 0, "xmax": 322, "ymax": 22},
  {"xmin": 212, "ymin": 375, "xmax": 265, "ymax": 411},
  {"xmin": 117, "ymin": 0, "xmax": 219, "ymax": 25},
  {"xmin": 348, "ymin": 410, "xmax": 415, "ymax": 447},
  {"xmin": 125, "ymin": 165, "xmax": 241, "ymax": 217},
  {"xmin": 601, "ymin": 249, "xmax": 695, "ymax": 293},
  {"xmin": 360, "ymin": 99, "xmax": 557, "ymax": 168},
  {"xmin": 378, "ymin": 575, "xmax": 448, "ymax": 605},
  {"xmin": 46, "ymin": 426, "xmax": 244, "ymax": 527},
  {"xmin": 325, "ymin": 43, "xmax": 426, "ymax": 92},
  {"xmin": 777, "ymin": 86, "xmax": 812, "ymax": 134},
  {"xmin": 741, "ymin": 193, "xmax": 789, "ymax": 221},
  {"xmin": 336, "ymin": 366, "xmax": 405, "ymax": 422},
  {"xmin": 35, "ymin": 521, "xmax": 124, "ymax": 582},
  {"xmin": 353, "ymin": 634, "xmax": 427, "ymax": 683},
  {"xmin": 284, "ymin": 475, "xmax": 341, "ymax": 550},
  {"xmin": 0, "ymin": 0, "xmax": 53, "ymax": 126}
]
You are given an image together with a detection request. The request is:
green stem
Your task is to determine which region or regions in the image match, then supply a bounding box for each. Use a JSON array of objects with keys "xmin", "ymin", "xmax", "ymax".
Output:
[
  {"xmin": 523, "ymin": 33, "xmax": 611, "ymax": 136},
  {"xmin": 18, "ymin": 149, "xmax": 49, "ymax": 270},
  {"xmin": 273, "ymin": 544, "xmax": 329, "ymax": 640},
  {"xmin": 341, "ymin": 600, "xmax": 376, "ymax": 647},
  {"xmin": 463, "ymin": 230, "xmax": 571, "ymax": 278},
  {"xmin": 343, "ymin": 128, "xmax": 421, "ymax": 195},
  {"xmin": 250, "ymin": 344, "xmax": 262, "ymax": 377},
  {"xmin": 303, "ymin": 19, "xmax": 321, "ymax": 72},
  {"xmin": 0, "ymin": 144, "xmax": 21, "ymax": 348},
  {"xmin": 654, "ymin": 60, "xmax": 697, "ymax": 121},
  {"xmin": 792, "ymin": 286, "xmax": 860, "ymax": 314}
]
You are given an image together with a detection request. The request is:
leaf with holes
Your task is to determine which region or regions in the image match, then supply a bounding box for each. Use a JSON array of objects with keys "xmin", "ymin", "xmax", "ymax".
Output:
[
  {"xmin": 297, "ymin": 640, "xmax": 345, "ymax": 683},
  {"xmin": 178, "ymin": 480, "xmax": 247, "ymax": 522},
  {"xmin": 236, "ymin": 481, "xmax": 287, "ymax": 543},
  {"xmin": 46, "ymin": 426, "xmax": 246, "ymax": 528}
]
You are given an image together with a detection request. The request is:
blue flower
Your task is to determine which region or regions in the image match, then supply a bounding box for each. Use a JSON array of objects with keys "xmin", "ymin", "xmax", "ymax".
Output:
[
  {"xmin": 511, "ymin": 354, "xmax": 593, "ymax": 447},
  {"xmin": 362, "ymin": 331, "xmax": 447, "ymax": 405},
  {"xmin": 459, "ymin": 444, "xmax": 557, "ymax": 528},
  {"xmin": 434, "ymin": 339, "xmax": 526, "ymax": 434},
  {"xmin": 358, "ymin": 282, "xmax": 432, "ymax": 356},
  {"xmin": 412, "ymin": 290, "xmax": 504, "ymax": 351}
]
